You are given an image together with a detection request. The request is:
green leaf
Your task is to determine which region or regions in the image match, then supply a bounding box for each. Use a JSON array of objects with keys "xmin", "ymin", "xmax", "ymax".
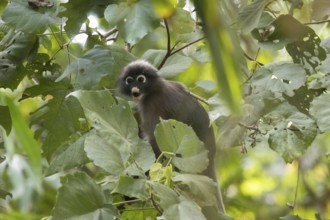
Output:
[
  {"xmin": 104, "ymin": 3, "xmax": 130, "ymax": 26},
  {"xmin": 268, "ymin": 111, "xmax": 317, "ymax": 163},
  {"xmin": 46, "ymin": 134, "xmax": 89, "ymax": 176},
  {"xmin": 71, "ymin": 90, "xmax": 155, "ymax": 176},
  {"xmin": 208, "ymin": 94, "xmax": 231, "ymax": 123},
  {"xmin": 0, "ymin": 91, "xmax": 42, "ymax": 189},
  {"xmin": 250, "ymin": 62, "xmax": 306, "ymax": 97},
  {"xmin": 172, "ymin": 173, "xmax": 218, "ymax": 207},
  {"xmin": 238, "ymin": 0, "xmax": 272, "ymax": 33},
  {"xmin": 105, "ymin": 0, "xmax": 160, "ymax": 45},
  {"xmin": 280, "ymin": 214, "xmax": 308, "ymax": 220},
  {"xmin": 154, "ymin": 119, "xmax": 209, "ymax": 173},
  {"xmin": 2, "ymin": 0, "xmax": 60, "ymax": 34},
  {"xmin": 0, "ymin": 32, "xmax": 37, "ymax": 89},
  {"xmin": 29, "ymin": 84, "xmax": 87, "ymax": 160},
  {"xmin": 0, "ymin": 106, "xmax": 11, "ymax": 135},
  {"xmin": 193, "ymin": 0, "xmax": 246, "ymax": 113},
  {"xmin": 52, "ymin": 172, "xmax": 119, "ymax": 220},
  {"xmin": 112, "ymin": 175, "xmax": 149, "ymax": 200},
  {"xmin": 142, "ymin": 49, "xmax": 192, "ymax": 77},
  {"xmin": 195, "ymin": 80, "xmax": 216, "ymax": 92},
  {"xmin": 121, "ymin": 205, "xmax": 157, "ymax": 220},
  {"xmin": 168, "ymin": 8, "xmax": 194, "ymax": 34},
  {"xmin": 310, "ymin": 93, "xmax": 330, "ymax": 132},
  {"xmin": 59, "ymin": 0, "xmax": 99, "ymax": 37},
  {"xmin": 57, "ymin": 45, "xmax": 136, "ymax": 89},
  {"xmin": 151, "ymin": 182, "xmax": 207, "ymax": 220}
]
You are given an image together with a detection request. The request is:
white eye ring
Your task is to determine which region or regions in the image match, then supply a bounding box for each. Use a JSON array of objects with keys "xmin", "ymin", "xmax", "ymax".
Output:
[
  {"xmin": 125, "ymin": 76, "xmax": 134, "ymax": 85},
  {"xmin": 137, "ymin": 74, "xmax": 146, "ymax": 83}
]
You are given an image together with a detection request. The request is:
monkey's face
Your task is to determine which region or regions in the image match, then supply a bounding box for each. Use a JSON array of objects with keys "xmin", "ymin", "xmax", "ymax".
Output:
[{"xmin": 118, "ymin": 60, "xmax": 160, "ymax": 101}]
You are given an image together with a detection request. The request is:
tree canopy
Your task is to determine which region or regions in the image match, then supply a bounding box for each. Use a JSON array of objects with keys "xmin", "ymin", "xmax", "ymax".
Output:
[{"xmin": 0, "ymin": 0, "xmax": 329, "ymax": 219}]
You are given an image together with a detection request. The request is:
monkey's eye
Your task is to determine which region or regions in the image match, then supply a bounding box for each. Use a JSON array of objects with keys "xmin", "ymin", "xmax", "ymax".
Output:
[
  {"xmin": 125, "ymin": 76, "xmax": 134, "ymax": 85},
  {"xmin": 137, "ymin": 75, "xmax": 146, "ymax": 83}
]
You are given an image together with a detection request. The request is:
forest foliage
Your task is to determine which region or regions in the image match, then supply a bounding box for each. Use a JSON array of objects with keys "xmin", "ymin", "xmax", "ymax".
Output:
[{"xmin": 0, "ymin": 0, "xmax": 330, "ymax": 219}]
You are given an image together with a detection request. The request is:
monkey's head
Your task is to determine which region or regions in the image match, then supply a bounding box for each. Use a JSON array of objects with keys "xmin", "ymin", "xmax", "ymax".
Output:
[{"xmin": 118, "ymin": 60, "xmax": 162, "ymax": 101}]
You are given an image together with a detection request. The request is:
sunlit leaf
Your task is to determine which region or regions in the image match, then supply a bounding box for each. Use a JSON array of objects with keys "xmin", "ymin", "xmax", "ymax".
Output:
[
  {"xmin": 105, "ymin": 0, "xmax": 160, "ymax": 45},
  {"xmin": 152, "ymin": 0, "xmax": 178, "ymax": 18},
  {"xmin": 104, "ymin": 3, "xmax": 131, "ymax": 26},
  {"xmin": 154, "ymin": 119, "xmax": 208, "ymax": 173},
  {"xmin": 59, "ymin": 0, "xmax": 101, "ymax": 37},
  {"xmin": 121, "ymin": 205, "xmax": 157, "ymax": 220},
  {"xmin": 52, "ymin": 172, "xmax": 119, "ymax": 220}
]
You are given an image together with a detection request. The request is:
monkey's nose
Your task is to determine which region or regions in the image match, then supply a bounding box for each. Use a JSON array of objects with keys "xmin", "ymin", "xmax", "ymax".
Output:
[{"xmin": 131, "ymin": 87, "xmax": 143, "ymax": 100}]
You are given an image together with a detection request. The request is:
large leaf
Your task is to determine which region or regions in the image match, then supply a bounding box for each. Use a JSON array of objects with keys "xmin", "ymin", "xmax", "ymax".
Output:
[
  {"xmin": 71, "ymin": 90, "xmax": 155, "ymax": 176},
  {"xmin": 59, "ymin": 0, "xmax": 109, "ymax": 37},
  {"xmin": 112, "ymin": 175, "xmax": 149, "ymax": 200},
  {"xmin": 172, "ymin": 173, "xmax": 218, "ymax": 207},
  {"xmin": 45, "ymin": 134, "xmax": 89, "ymax": 176},
  {"xmin": 0, "ymin": 32, "xmax": 37, "ymax": 89},
  {"xmin": 142, "ymin": 49, "xmax": 193, "ymax": 77},
  {"xmin": 268, "ymin": 110, "xmax": 317, "ymax": 163},
  {"xmin": 250, "ymin": 62, "xmax": 306, "ymax": 97},
  {"xmin": 168, "ymin": 8, "xmax": 195, "ymax": 34},
  {"xmin": 104, "ymin": 0, "xmax": 160, "ymax": 45},
  {"xmin": 151, "ymin": 182, "xmax": 207, "ymax": 220},
  {"xmin": 57, "ymin": 45, "xmax": 135, "ymax": 89},
  {"xmin": 52, "ymin": 172, "xmax": 119, "ymax": 220},
  {"xmin": 28, "ymin": 81, "xmax": 87, "ymax": 160},
  {"xmin": 154, "ymin": 119, "xmax": 208, "ymax": 173},
  {"xmin": 193, "ymin": 0, "xmax": 246, "ymax": 113},
  {"xmin": 2, "ymin": 0, "xmax": 60, "ymax": 34},
  {"xmin": 238, "ymin": 0, "xmax": 272, "ymax": 33},
  {"xmin": 310, "ymin": 93, "xmax": 330, "ymax": 132},
  {"xmin": 0, "ymin": 90, "xmax": 42, "ymax": 189}
]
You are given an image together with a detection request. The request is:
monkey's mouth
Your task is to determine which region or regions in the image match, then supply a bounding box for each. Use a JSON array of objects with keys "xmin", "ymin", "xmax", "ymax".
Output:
[{"xmin": 131, "ymin": 87, "xmax": 143, "ymax": 100}]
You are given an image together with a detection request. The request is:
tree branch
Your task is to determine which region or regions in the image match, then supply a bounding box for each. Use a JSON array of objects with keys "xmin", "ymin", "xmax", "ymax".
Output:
[
  {"xmin": 158, "ymin": 19, "xmax": 172, "ymax": 69},
  {"xmin": 304, "ymin": 19, "xmax": 330, "ymax": 25}
]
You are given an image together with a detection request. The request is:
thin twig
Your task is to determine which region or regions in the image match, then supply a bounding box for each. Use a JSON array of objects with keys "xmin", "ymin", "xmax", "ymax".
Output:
[
  {"xmin": 171, "ymin": 37, "xmax": 205, "ymax": 55},
  {"xmin": 158, "ymin": 19, "xmax": 172, "ymax": 69},
  {"xmin": 188, "ymin": 91, "xmax": 209, "ymax": 105},
  {"xmin": 112, "ymin": 198, "xmax": 141, "ymax": 206},
  {"xmin": 304, "ymin": 19, "xmax": 330, "ymax": 25},
  {"xmin": 244, "ymin": 51, "xmax": 263, "ymax": 66},
  {"xmin": 151, "ymin": 193, "xmax": 163, "ymax": 214},
  {"xmin": 48, "ymin": 26, "xmax": 61, "ymax": 48}
]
